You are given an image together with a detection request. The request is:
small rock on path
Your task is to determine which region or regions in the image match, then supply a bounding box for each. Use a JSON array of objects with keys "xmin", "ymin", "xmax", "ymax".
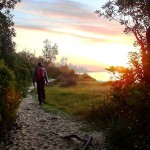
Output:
[{"xmin": 1, "ymin": 94, "xmax": 106, "ymax": 150}]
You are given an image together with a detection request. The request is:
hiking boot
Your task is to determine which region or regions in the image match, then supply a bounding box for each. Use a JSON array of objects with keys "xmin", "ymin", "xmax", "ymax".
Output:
[{"xmin": 43, "ymin": 100, "xmax": 46, "ymax": 104}]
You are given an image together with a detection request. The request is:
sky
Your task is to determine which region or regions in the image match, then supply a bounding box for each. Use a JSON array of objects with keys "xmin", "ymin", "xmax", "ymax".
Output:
[{"xmin": 12, "ymin": 0, "xmax": 135, "ymax": 71}]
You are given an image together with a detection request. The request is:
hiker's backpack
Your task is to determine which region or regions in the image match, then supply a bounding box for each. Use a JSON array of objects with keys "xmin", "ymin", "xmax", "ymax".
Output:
[{"xmin": 36, "ymin": 67, "xmax": 45, "ymax": 81}]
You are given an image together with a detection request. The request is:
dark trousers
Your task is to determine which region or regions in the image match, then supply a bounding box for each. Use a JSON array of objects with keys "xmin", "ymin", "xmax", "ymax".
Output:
[{"xmin": 37, "ymin": 81, "xmax": 46, "ymax": 103}]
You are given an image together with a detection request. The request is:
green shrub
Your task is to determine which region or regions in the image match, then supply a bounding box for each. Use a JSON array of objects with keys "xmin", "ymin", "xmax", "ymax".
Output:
[
  {"xmin": 55, "ymin": 65, "xmax": 77, "ymax": 87},
  {"xmin": 103, "ymin": 79, "xmax": 150, "ymax": 149},
  {"xmin": 46, "ymin": 65, "xmax": 61, "ymax": 78},
  {"xmin": 2, "ymin": 53, "xmax": 33, "ymax": 97},
  {"xmin": 106, "ymin": 120, "xmax": 135, "ymax": 150},
  {"xmin": 57, "ymin": 75, "xmax": 77, "ymax": 87},
  {"xmin": 85, "ymin": 100, "xmax": 115, "ymax": 126},
  {"xmin": 0, "ymin": 60, "xmax": 21, "ymax": 141}
]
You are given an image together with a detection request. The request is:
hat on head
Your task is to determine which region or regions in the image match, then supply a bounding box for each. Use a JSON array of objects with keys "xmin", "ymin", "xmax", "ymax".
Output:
[{"xmin": 38, "ymin": 62, "xmax": 42, "ymax": 67}]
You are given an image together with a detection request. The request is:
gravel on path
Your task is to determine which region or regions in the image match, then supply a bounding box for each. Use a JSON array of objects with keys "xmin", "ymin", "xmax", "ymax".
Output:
[{"xmin": 1, "ymin": 94, "xmax": 106, "ymax": 150}]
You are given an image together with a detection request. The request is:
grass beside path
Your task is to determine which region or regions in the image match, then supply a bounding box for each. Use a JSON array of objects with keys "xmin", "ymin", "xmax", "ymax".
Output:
[{"xmin": 44, "ymin": 80, "xmax": 112, "ymax": 119}]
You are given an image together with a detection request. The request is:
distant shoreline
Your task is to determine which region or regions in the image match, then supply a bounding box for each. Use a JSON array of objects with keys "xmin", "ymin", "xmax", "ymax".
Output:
[
  {"xmin": 86, "ymin": 70, "xmax": 107, "ymax": 73},
  {"xmin": 76, "ymin": 70, "xmax": 107, "ymax": 74},
  {"xmin": 76, "ymin": 71, "xmax": 113, "ymax": 82}
]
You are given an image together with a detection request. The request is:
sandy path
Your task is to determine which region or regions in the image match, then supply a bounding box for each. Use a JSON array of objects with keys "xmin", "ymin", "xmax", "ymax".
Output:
[{"xmin": 1, "ymin": 94, "xmax": 106, "ymax": 150}]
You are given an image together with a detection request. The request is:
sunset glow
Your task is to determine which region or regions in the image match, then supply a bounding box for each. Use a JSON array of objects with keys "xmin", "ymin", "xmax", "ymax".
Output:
[{"xmin": 13, "ymin": 0, "xmax": 135, "ymax": 71}]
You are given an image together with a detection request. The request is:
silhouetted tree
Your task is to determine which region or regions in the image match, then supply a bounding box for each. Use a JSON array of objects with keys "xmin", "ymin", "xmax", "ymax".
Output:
[
  {"xmin": 96, "ymin": 0, "xmax": 150, "ymax": 83},
  {"xmin": 0, "ymin": 0, "xmax": 21, "ymax": 62}
]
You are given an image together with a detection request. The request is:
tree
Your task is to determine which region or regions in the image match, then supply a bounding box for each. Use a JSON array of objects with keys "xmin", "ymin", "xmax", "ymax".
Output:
[
  {"xmin": 60, "ymin": 57, "xmax": 68, "ymax": 66},
  {"xmin": 0, "ymin": 0, "xmax": 21, "ymax": 61},
  {"xmin": 17, "ymin": 49, "xmax": 35, "ymax": 61},
  {"xmin": 95, "ymin": 0, "xmax": 150, "ymax": 83},
  {"xmin": 42, "ymin": 39, "xmax": 58, "ymax": 64},
  {"xmin": 96, "ymin": 2, "xmax": 150, "ymax": 149}
]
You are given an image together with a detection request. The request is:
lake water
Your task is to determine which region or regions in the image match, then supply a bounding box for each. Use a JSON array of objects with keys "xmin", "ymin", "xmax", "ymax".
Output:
[{"xmin": 87, "ymin": 71, "xmax": 113, "ymax": 81}]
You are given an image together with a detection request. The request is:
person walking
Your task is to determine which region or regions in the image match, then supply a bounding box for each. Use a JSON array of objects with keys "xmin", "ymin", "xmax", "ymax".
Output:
[{"xmin": 33, "ymin": 62, "xmax": 49, "ymax": 105}]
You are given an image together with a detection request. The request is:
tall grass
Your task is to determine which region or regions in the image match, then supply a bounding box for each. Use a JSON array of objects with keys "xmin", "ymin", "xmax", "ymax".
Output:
[{"xmin": 45, "ymin": 81, "xmax": 111, "ymax": 117}]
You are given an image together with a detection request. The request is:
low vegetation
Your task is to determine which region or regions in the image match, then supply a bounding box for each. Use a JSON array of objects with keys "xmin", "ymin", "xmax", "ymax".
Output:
[
  {"xmin": 0, "ymin": 53, "xmax": 34, "ymax": 142},
  {"xmin": 43, "ymin": 80, "xmax": 111, "ymax": 120},
  {"xmin": 42, "ymin": 76, "xmax": 150, "ymax": 150},
  {"xmin": 0, "ymin": 60, "xmax": 21, "ymax": 141}
]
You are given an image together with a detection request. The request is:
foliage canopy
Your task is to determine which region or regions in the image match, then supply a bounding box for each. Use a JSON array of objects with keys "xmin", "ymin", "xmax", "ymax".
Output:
[{"xmin": 96, "ymin": 0, "xmax": 150, "ymax": 83}]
